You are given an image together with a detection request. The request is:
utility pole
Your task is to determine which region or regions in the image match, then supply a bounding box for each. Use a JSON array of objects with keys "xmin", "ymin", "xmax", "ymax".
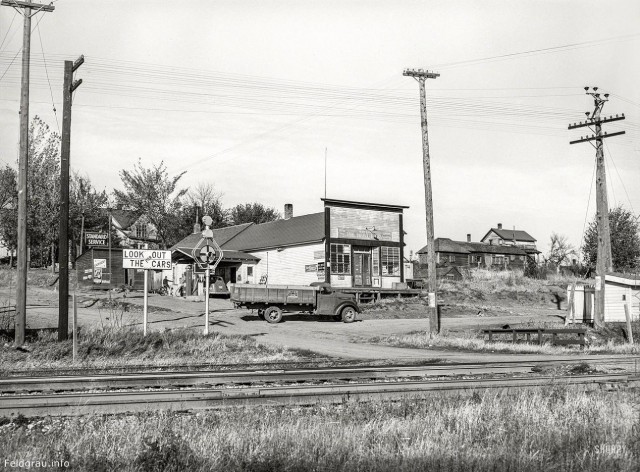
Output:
[
  {"xmin": 403, "ymin": 68, "xmax": 440, "ymax": 334},
  {"xmin": 569, "ymin": 86, "xmax": 625, "ymax": 327},
  {"xmin": 58, "ymin": 55, "xmax": 84, "ymax": 341},
  {"xmin": 1, "ymin": 0, "xmax": 55, "ymax": 346}
]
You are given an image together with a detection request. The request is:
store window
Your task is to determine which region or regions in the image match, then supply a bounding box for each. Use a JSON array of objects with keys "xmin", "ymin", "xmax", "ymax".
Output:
[
  {"xmin": 372, "ymin": 248, "xmax": 380, "ymax": 277},
  {"xmin": 381, "ymin": 246, "xmax": 400, "ymax": 276},
  {"xmin": 330, "ymin": 244, "xmax": 351, "ymax": 274}
]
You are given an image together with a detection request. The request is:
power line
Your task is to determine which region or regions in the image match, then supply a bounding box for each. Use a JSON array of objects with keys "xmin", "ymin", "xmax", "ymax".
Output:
[
  {"xmin": 0, "ymin": 10, "xmax": 17, "ymax": 51},
  {"xmin": 35, "ymin": 21, "xmax": 59, "ymax": 133}
]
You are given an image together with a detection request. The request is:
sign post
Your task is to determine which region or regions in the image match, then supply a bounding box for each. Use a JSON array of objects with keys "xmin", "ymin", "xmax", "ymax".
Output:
[
  {"xmin": 122, "ymin": 249, "xmax": 172, "ymax": 335},
  {"xmin": 193, "ymin": 216, "xmax": 223, "ymax": 335}
]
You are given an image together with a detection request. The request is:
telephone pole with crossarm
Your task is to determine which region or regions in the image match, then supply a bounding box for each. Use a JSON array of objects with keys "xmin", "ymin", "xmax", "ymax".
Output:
[{"xmin": 568, "ymin": 86, "xmax": 625, "ymax": 327}]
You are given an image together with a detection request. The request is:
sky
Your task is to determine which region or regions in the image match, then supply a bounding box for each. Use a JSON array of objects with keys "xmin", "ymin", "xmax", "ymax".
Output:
[{"xmin": 1, "ymin": 0, "xmax": 639, "ymax": 257}]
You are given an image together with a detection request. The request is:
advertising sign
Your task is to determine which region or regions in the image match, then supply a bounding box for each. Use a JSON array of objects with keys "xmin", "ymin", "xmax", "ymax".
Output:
[{"xmin": 86, "ymin": 232, "xmax": 108, "ymax": 247}]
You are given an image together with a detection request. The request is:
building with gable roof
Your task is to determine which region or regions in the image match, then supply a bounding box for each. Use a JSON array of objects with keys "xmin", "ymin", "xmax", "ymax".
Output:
[{"xmin": 169, "ymin": 198, "xmax": 409, "ymax": 292}]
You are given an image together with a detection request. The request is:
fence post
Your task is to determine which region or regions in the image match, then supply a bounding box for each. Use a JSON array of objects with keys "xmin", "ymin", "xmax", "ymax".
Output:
[
  {"xmin": 72, "ymin": 292, "xmax": 77, "ymax": 362},
  {"xmin": 624, "ymin": 304, "xmax": 634, "ymax": 344}
]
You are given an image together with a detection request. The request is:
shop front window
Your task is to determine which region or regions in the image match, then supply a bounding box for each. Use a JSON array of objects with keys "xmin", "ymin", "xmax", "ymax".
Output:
[
  {"xmin": 330, "ymin": 244, "xmax": 351, "ymax": 274},
  {"xmin": 381, "ymin": 246, "xmax": 400, "ymax": 276}
]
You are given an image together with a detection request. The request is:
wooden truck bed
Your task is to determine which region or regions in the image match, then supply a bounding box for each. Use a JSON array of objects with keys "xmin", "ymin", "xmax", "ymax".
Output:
[{"xmin": 230, "ymin": 284, "xmax": 317, "ymax": 306}]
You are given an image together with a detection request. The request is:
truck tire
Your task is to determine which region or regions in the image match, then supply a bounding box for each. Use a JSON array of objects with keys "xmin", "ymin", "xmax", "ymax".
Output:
[
  {"xmin": 264, "ymin": 306, "xmax": 283, "ymax": 324},
  {"xmin": 341, "ymin": 305, "xmax": 357, "ymax": 323}
]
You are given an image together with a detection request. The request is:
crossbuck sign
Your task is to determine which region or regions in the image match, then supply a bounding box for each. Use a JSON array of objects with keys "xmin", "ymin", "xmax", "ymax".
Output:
[{"xmin": 122, "ymin": 249, "xmax": 172, "ymax": 270}]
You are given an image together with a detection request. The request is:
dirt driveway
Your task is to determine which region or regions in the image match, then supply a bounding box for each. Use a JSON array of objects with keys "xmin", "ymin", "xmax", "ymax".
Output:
[{"xmin": 2, "ymin": 287, "xmax": 617, "ymax": 364}]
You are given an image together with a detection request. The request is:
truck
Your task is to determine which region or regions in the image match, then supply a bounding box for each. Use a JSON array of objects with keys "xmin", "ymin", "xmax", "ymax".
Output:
[{"xmin": 229, "ymin": 283, "xmax": 359, "ymax": 324}]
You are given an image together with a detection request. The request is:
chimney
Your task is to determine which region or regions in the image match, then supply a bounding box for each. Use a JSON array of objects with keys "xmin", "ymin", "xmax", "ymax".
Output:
[
  {"xmin": 497, "ymin": 223, "xmax": 502, "ymax": 230},
  {"xmin": 193, "ymin": 207, "xmax": 201, "ymax": 233},
  {"xmin": 467, "ymin": 234, "xmax": 471, "ymax": 242},
  {"xmin": 284, "ymin": 203, "xmax": 293, "ymax": 220}
]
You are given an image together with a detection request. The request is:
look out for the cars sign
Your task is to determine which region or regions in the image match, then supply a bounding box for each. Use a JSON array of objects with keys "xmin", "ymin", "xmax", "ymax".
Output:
[{"xmin": 122, "ymin": 249, "xmax": 172, "ymax": 270}]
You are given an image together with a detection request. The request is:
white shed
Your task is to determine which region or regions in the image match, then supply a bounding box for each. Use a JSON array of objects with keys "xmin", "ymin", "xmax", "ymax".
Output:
[
  {"xmin": 566, "ymin": 273, "xmax": 640, "ymax": 324},
  {"xmin": 604, "ymin": 273, "xmax": 640, "ymax": 322}
]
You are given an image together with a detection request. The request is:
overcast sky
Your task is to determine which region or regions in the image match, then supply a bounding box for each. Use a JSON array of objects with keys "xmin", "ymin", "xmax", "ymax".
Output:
[{"xmin": 1, "ymin": 0, "xmax": 639, "ymax": 256}]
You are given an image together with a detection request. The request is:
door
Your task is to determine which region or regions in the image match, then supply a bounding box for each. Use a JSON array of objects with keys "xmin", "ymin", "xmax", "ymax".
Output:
[{"xmin": 353, "ymin": 253, "xmax": 372, "ymax": 287}]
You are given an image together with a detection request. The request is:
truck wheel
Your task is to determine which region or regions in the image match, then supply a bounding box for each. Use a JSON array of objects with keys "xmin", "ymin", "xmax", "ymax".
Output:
[
  {"xmin": 264, "ymin": 306, "xmax": 283, "ymax": 324},
  {"xmin": 341, "ymin": 306, "xmax": 357, "ymax": 323},
  {"xmin": 257, "ymin": 309, "xmax": 265, "ymax": 320}
]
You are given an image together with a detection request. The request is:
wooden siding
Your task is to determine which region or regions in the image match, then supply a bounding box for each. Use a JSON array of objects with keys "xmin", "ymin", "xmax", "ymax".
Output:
[
  {"xmin": 329, "ymin": 207, "xmax": 400, "ymax": 242},
  {"xmin": 249, "ymin": 243, "xmax": 325, "ymax": 286},
  {"xmin": 434, "ymin": 251, "xmax": 527, "ymax": 270},
  {"xmin": 604, "ymin": 282, "xmax": 640, "ymax": 322},
  {"xmin": 76, "ymin": 248, "xmax": 150, "ymax": 290}
]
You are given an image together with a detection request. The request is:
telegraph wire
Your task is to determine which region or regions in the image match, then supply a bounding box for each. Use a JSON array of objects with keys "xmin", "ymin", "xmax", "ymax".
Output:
[
  {"xmin": 35, "ymin": 21, "xmax": 59, "ymax": 133},
  {"xmin": 0, "ymin": 10, "xmax": 17, "ymax": 52}
]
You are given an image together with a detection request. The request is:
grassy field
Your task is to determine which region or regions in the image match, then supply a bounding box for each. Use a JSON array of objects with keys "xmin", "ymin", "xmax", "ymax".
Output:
[
  {"xmin": 1, "ymin": 386, "xmax": 638, "ymax": 471},
  {"xmin": 0, "ymin": 326, "xmax": 314, "ymax": 373}
]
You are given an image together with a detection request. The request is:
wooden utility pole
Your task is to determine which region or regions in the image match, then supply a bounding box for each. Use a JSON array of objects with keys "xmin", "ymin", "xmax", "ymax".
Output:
[
  {"xmin": 58, "ymin": 56, "xmax": 84, "ymax": 341},
  {"xmin": 1, "ymin": 0, "xmax": 55, "ymax": 346},
  {"xmin": 403, "ymin": 68, "xmax": 440, "ymax": 334},
  {"xmin": 569, "ymin": 87, "xmax": 625, "ymax": 327}
]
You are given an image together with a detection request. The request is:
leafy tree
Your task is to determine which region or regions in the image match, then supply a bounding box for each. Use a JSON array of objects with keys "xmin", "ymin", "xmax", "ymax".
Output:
[
  {"xmin": 545, "ymin": 232, "xmax": 577, "ymax": 270},
  {"xmin": 0, "ymin": 165, "xmax": 17, "ymax": 260},
  {"xmin": 582, "ymin": 206, "xmax": 640, "ymax": 271},
  {"xmin": 229, "ymin": 203, "xmax": 280, "ymax": 226},
  {"xmin": 0, "ymin": 117, "xmax": 62, "ymax": 266},
  {"xmin": 114, "ymin": 159, "xmax": 188, "ymax": 249}
]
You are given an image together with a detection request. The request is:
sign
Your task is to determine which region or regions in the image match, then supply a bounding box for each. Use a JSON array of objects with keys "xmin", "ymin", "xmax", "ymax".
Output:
[
  {"xmin": 86, "ymin": 232, "xmax": 108, "ymax": 247},
  {"xmin": 122, "ymin": 249, "xmax": 172, "ymax": 270},
  {"xmin": 93, "ymin": 258, "xmax": 107, "ymax": 269},
  {"xmin": 305, "ymin": 264, "xmax": 317, "ymax": 272},
  {"xmin": 199, "ymin": 246, "xmax": 218, "ymax": 264}
]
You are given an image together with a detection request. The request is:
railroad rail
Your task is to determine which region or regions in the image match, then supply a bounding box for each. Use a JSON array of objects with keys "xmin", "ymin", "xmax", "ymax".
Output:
[
  {"xmin": 2, "ymin": 373, "xmax": 637, "ymax": 417},
  {"xmin": 1, "ymin": 357, "xmax": 637, "ymax": 394}
]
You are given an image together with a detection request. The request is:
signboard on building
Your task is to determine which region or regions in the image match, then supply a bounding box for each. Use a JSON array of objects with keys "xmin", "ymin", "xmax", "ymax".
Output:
[
  {"xmin": 86, "ymin": 232, "xmax": 108, "ymax": 247},
  {"xmin": 305, "ymin": 264, "xmax": 317, "ymax": 272},
  {"xmin": 122, "ymin": 249, "xmax": 172, "ymax": 270}
]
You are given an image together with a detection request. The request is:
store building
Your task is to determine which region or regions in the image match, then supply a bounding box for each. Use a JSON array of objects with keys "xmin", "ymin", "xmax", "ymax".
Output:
[{"xmin": 169, "ymin": 198, "xmax": 409, "ymax": 290}]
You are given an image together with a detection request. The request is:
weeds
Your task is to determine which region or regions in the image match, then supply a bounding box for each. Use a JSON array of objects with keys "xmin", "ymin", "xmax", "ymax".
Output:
[
  {"xmin": 1, "ymin": 387, "xmax": 638, "ymax": 471},
  {"xmin": 0, "ymin": 326, "xmax": 307, "ymax": 372}
]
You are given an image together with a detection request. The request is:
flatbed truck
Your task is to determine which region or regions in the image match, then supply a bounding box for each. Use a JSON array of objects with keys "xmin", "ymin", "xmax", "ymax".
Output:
[{"xmin": 230, "ymin": 283, "xmax": 359, "ymax": 324}]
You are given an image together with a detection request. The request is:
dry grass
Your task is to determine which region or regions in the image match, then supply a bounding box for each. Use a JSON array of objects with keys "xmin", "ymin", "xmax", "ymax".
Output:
[
  {"xmin": 1, "ymin": 386, "xmax": 639, "ymax": 471},
  {"xmin": 370, "ymin": 329, "xmax": 640, "ymax": 355},
  {"xmin": 0, "ymin": 326, "xmax": 310, "ymax": 373}
]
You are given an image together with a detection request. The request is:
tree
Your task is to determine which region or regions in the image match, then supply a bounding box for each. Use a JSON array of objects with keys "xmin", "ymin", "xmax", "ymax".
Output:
[
  {"xmin": 114, "ymin": 159, "xmax": 188, "ymax": 248},
  {"xmin": 545, "ymin": 233, "xmax": 577, "ymax": 270},
  {"xmin": 69, "ymin": 171, "xmax": 108, "ymax": 259},
  {"xmin": 0, "ymin": 165, "xmax": 18, "ymax": 261},
  {"xmin": 0, "ymin": 117, "xmax": 62, "ymax": 267},
  {"xmin": 582, "ymin": 206, "xmax": 640, "ymax": 271},
  {"xmin": 229, "ymin": 203, "xmax": 280, "ymax": 226},
  {"xmin": 184, "ymin": 182, "xmax": 227, "ymax": 229}
]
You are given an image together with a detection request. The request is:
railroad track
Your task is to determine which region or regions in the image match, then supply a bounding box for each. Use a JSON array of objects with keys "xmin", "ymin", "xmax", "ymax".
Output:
[
  {"xmin": 1, "ymin": 356, "xmax": 637, "ymax": 394},
  {"xmin": 2, "ymin": 373, "xmax": 638, "ymax": 417}
]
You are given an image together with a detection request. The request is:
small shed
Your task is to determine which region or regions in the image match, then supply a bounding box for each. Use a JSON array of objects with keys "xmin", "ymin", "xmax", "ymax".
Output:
[
  {"xmin": 566, "ymin": 273, "xmax": 640, "ymax": 324},
  {"xmin": 436, "ymin": 266, "xmax": 463, "ymax": 281},
  {"xmin": 604, "ymin": 273, "xmax": 640, "ymax": 322},
  {"xmin": 75, "ymin": 248, "xmax": 160, "ymax": 291}
]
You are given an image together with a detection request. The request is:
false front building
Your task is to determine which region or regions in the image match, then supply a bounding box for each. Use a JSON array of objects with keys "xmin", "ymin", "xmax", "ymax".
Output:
[{"xmin": 170, "ymin": 198, "xmax": 408, "ymax": 290}]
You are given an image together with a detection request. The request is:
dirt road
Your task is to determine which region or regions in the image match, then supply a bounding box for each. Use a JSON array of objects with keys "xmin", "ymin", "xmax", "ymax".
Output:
[{"xmin": 1, "ymin": 286, "xmax": 615, "ymax": 364}]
